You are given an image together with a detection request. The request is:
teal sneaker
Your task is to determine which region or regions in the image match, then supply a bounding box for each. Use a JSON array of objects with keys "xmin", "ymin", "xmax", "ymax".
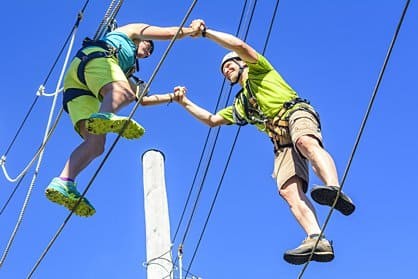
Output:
[
  {"xmin": 85, "ymin": 112, "xmax": 145, "ymax": 139},
  {"xmin": 45, "ymin": 177, "xmax": 96, "ymax": 217}
]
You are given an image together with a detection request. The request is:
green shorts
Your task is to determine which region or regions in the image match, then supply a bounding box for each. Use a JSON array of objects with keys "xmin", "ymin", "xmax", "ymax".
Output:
[{"xmin": 64, "ymin": 47, "xmax": 128, "ymax": 133}]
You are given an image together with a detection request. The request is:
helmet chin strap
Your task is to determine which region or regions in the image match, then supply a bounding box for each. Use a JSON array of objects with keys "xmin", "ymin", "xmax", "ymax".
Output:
[{"xmin": 229, "ymin": 60, "xmax": 248, "ymax": 85}]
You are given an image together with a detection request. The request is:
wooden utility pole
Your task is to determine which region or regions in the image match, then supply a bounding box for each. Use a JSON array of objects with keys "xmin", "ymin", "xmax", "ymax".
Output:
[{"xmin": 142, "ymin": 149, "xmax": 173, "ymax": 279}]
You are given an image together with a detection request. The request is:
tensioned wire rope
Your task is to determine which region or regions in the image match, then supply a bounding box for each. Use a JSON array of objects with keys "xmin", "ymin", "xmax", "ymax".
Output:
[
  {"xmin": 0, "ymin": 0, "xmax": 121, "ymax": 192},
  {"xmin": 0, "ymin": 2, "xmax": 94, "ymax": 268},
  {"xmin": 0, "ymin": 5, "xmax": 90, "ymax": 214},
  {"xmin": 26, "ymin": 1, "xmax": 199, "ymax": 277},
  {"xmin": 163, "ymin": 0, "xmax": 248, "ymax": 279},
  {"xmin": 0, "ymin": 0, "xmax": 125, "ymax": 219},
  {"xmin": 168, "ymin": 1, "xmax": 259, "ymax": 277},
  {"xmin": 0, "ymin": 3, "xmax": 90, "ymax": 178},
  {"xmin": 183, "ymin": 1, "xmax": 282, "ymax": 278},
  {"xmin": 0, "ymin": 0, "xmax": 126, "ymax": 268},
  {"xmin": 297, "ymin": 0, "xmax": 411, "ymax": 278},
  {"xmin": 171, "ymin": 0, "xmax": 251, "ymax": 246}
]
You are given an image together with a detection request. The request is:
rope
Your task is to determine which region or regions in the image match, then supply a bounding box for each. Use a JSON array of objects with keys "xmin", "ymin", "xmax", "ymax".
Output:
[
  {"xmin": 184, "ymin": 1, "xmax": 283, "ymax": 277},
  {"xmin": 0, "ymin": 25, "xmax": 76, "ymax": 183},
  {"xmin": 171, "ymin": 0, "xmax": 251, "ymax": 244},
  {"xmin": 0, "ymin": 21, "xmax": 78, "ymax": 268},
  {"xmin": 36, "ymin": 86, "xmax": 64, "ymax": 97},
  {"xmin": 26, "ymin": 1, "xmax": 199, "ymax": 277},
  {"xmin": 170, "ymin": 2, "xmax": 254, "ymax": 277},
  {"xmin": 0, "ymin": 110, "xmax": 63, "ymax": 216},
  {"xmin": 1, "ymin": 8, "xmax": 86, "ymax": 161},
  {"xmin": 297, "ymin": 0, "xmax": 411, "ymax": 277},
  {"xmin": 93, "ymin": 0, "xmax": 123, "ymax": 40}
]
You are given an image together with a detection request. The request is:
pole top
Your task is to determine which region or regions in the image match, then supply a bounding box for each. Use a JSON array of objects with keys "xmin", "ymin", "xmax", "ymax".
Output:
[{"xmin": 141, "ymin": 149, "xmax": 165, "ymax": 162}]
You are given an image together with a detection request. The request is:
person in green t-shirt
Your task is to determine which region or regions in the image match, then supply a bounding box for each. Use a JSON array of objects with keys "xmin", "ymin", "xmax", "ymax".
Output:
[{"xmin": 172, "ymin": 19, "xmax": 356, "ymax": 265}]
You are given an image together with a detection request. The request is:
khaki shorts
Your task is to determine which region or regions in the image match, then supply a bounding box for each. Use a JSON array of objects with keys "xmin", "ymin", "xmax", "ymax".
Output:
[{"xmin": 272, "ymin": 108, "xmax": 323, "ymax": 192}]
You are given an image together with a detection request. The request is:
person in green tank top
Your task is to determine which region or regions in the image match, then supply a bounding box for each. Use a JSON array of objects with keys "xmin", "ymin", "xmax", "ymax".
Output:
[
  {"xmin": 172, "ymin": 19, "xmax": 356, "ymax": 265},
  {"xmin": 45, "ymin": 22, "xmax": 202, "ymax": 218}
]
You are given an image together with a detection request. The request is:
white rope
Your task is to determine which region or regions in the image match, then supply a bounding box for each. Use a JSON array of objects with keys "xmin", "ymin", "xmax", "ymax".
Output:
[
  {"xmin": 0, "ymin": 26, "xmax": 78, "ymax": 268},
  {"xmin": 0, "ymin": 28, "xmax": 75, "ymax": 184},
  {"xmin": 36, "ymin": 85, "xmax": 64, "ymax": 97}
]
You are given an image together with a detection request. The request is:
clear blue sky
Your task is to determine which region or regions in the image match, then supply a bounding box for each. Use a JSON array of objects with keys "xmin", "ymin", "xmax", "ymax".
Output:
[{"xmin": 1, "ymin": 1, "xmax": 417, "ymax": 278}]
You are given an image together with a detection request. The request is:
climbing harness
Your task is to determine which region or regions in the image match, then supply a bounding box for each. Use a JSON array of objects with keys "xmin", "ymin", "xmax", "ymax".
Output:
[
  {"xmin": 76, "ymin": 38, "xmax": 121, "ymax": 85},
  {"xmin": 62, "ymin": 38, "xmax": 121, "ymax": 112},
  {"xmin": 232, "ymin": 79, "xmax": 320, "ymax": 152}
]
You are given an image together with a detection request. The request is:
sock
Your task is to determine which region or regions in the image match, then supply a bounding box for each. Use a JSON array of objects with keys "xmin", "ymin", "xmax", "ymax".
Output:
[{"xmin": 59, "ymin": 177, "xmax": 75, "ymax": 182}]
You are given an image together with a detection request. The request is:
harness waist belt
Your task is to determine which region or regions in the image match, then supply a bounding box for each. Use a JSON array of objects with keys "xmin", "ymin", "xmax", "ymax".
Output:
[{"xmin": 75, "ymin": 38, "xmax": 118, "ymax": 85}]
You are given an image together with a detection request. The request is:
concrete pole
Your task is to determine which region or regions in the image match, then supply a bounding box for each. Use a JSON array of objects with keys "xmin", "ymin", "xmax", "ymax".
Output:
[{"xmin": 142, "ymin": 149, "xmax": 173, "ymax": 279}]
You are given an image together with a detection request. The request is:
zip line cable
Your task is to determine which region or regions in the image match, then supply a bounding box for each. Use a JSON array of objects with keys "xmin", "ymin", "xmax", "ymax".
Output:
[
  {"xmin": 184, "ymin": 1, "xmax": 282, "ymax": 277},
  {"xmin": 26, "ymin": 1, "xmax": 199, "ymax": 277},
  {"xmin": 1, "ymin": 107, "xmax": 66, "ymax": 183},
  {"xmin": 0, "ymin": 0, "xmax": 121, "ymax": 217},
  {"xmin": 0, "ymin": 22, "xmax": 78, "ymax": 268},
  {"xmin": 93, "ymin": 0, "xmax": 124, "ymax": 40},
  {"xmin": 0, "ymin": 3, "xmax": 94, "ymax": 265},
  {"xmin": 0, "ymin": 6, "xmax": 88, "ymax": 162},
  {"xmin": 0, "ymin": 3, "xmax": 89, "ymax": 206},
  {"xmin": 1, "ymin": 0, "xmax": 116, "ymax": 272},
  {"xmin": 170, "ymin": 2, "xmax": 257, "ymax": 275},
  {"xmin": 171, "ymin": 0, "xmax": 251, "ymax": 244},
  {"xmin": 297, "ymin": 0, "xmax": 411, "ymax": 278},
  {"xmin": 0, "ymin": 109, "xmax": 64, "ymax": 216},
  {"xmin": 182, "ymin": 0, "xmax": 257, "ymax": 253},
  {"xmin": 0, "ymin": 0, "xmax": 123, "ymax": 211}
]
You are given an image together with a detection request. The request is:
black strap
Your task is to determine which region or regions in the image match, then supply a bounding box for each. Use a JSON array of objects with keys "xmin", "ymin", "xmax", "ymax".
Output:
[
  {"xmin": 74, "ymin": 37, "xmax": 120, "ymax": 85},
  {"xmin": 75, "ymin": 50, "xmax": 115, "ymax": 85},
  {"xmin": 232, "ymin": 89, "xmax": 248, "ymax": 126},
  {"xmin": 62, "ymin": 88, "xmax": 95, "ymax": 113}
]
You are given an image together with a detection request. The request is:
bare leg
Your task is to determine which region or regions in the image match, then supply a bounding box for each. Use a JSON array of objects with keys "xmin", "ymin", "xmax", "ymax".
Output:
[
  {"xmin": 99, "ymin": 80, "xmax": 136, "ymax": 113},
  {"xmin": 279, "ymin": 176, "xmax": 321, "ymax": 235},
  {"xmin": 295, "ymin": 135, "xmax": 339, "ymax": 186},
  {"xmin": 59, "ymin": 121, "xmax": 106, "ymax": 180}
]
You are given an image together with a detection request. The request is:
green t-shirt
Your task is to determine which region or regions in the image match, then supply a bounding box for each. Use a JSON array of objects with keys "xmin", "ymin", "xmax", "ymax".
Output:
[{"xmin": 217, "ymin": 53, "xmax": 298, "ymax": 133}]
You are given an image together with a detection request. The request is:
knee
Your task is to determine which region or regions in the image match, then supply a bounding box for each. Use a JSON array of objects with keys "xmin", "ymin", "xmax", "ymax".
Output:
[
  {"xmin": 278, "ymin": 176, "xmax": 300, "ymax": 202},
  {"xmin": 101, "ymin": 81, "xmax": 136, "ymax": 103},
  {"xmin": 278, "ymin": 186, "xmax": 292, "ymax": 201},
  {"xmin": 295, "ymin": 135, "xmax": 319, "ymax": 154}
]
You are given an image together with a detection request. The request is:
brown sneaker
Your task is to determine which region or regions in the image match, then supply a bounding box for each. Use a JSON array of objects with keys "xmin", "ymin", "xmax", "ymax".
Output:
[{"xmin": 283, "ymin": 234, "xmax": 334, "ymax": 265}]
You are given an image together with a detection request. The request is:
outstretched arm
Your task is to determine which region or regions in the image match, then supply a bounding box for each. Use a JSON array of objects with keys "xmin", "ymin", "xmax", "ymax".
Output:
[
  {"xmin": 116, "ymin": 23, "xmax": 200, "ymax": 41},
  {"xmin": 174, "ymin": 87, "xmax": 229, "ymax": 127},
  {"xmin": 190, "ymin": 19, "xmax": 258, "ymax": 63}
]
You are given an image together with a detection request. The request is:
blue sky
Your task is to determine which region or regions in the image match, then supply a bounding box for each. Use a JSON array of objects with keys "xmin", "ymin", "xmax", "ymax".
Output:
[{"xmin": 1, "ymin": 1, "xmax": 417, "ymax": 278}]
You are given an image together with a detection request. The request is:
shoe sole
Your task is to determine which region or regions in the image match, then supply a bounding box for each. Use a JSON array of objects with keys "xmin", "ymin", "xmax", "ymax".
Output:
[
  {"xmin": 45, "ymin": 188, "xmax": 96, "ymax": 217},
  {"xmin": 86, "ymin": 117, "xmax": 144, "ymax": 139},
  {"xmin": 311, "ymin": 186, "xmax": 355, "ymax": 216},
  {"xmin": 284, "ymin": 251, "xmax": 334, "ymax": 265}
]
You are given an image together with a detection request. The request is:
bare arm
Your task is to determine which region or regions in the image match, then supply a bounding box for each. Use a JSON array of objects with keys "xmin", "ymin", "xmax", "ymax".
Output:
[
  {"xmin": 190, "ymin": 20, "xmax": 258, "ymax": 63},
  {"xmin": 116, "ymin": 23, "xmax": 199, "ymax": 41},
  {"xmin": 140, "ymin": 93, "xmax": 174, "ymax": 106},
  {"xmin": 174, "ymin": 87, "xmax": 229, "ymax": 127}
]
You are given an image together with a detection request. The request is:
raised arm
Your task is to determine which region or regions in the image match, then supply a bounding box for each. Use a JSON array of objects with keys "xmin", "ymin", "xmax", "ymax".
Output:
[
  {"xmin": 116, "ymin": 23, "xmax": 199, "ymax": 41},
  {"xmin": 190, "ymin": 20, "xmax": 258, "ymax": 63},
  {"xmin": 174, "ymin": 87, "xmax": 229, "ymax": 127}
]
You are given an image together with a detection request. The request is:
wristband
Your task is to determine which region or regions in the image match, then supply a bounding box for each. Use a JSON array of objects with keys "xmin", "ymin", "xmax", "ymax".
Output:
[{"xmin": 201, "ymin": 27, "xmax": 207, "ymax": 37}]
